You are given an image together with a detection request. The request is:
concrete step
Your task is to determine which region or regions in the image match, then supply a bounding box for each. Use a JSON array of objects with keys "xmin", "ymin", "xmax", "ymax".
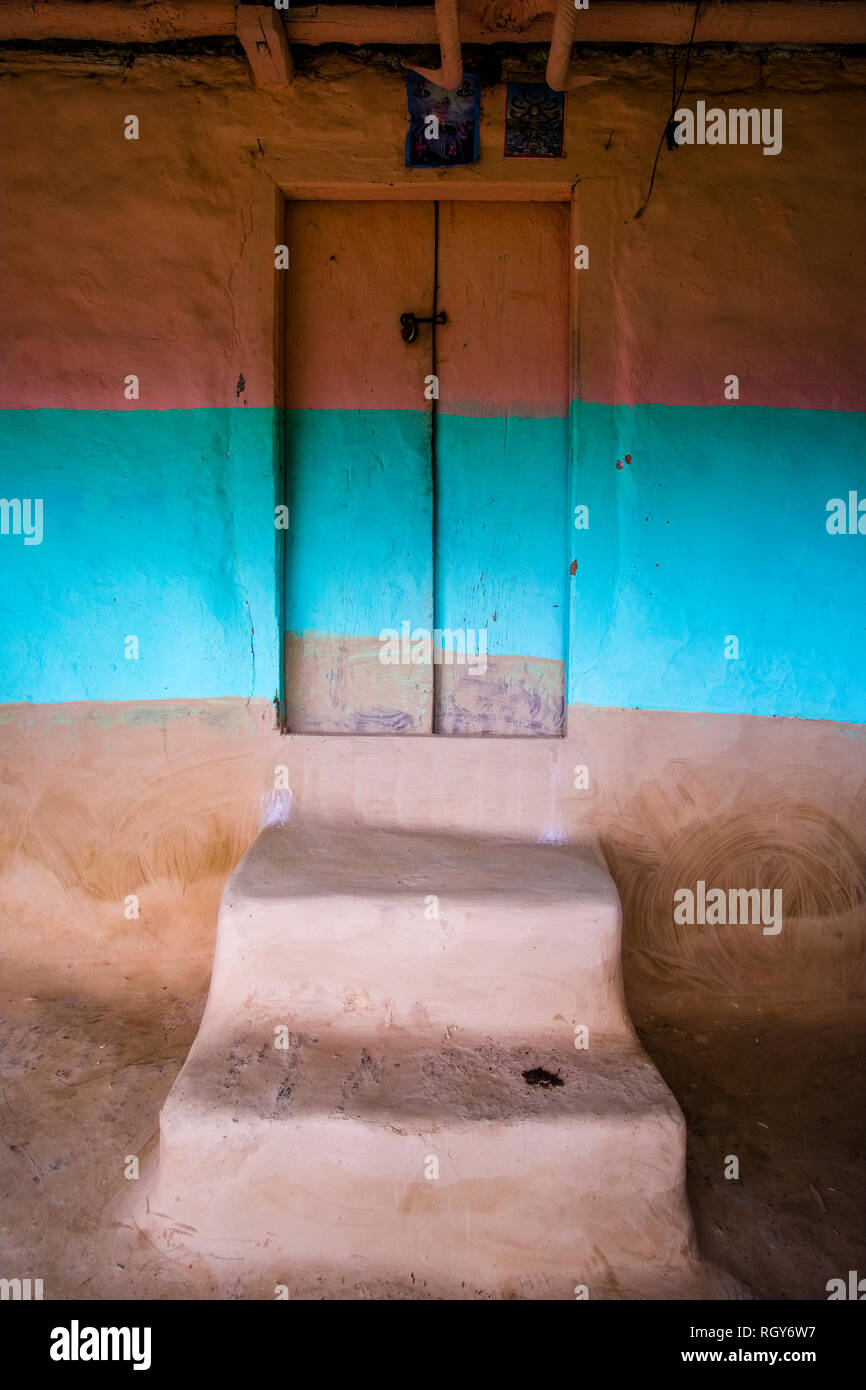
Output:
[
  {"xmin": 147, "ymin": 1030, "xmax": 696, "ymax": 1296},
  {"xmin": 140, "ymin": 820, "xmax": 704, "ymax": 1298},
  {"xmin": 205, "ymin": 823, "xmax": 628, "ymax": 1035}
]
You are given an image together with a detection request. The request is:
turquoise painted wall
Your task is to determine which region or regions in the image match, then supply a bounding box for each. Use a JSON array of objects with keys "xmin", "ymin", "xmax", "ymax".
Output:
[
  {"xmin": 0, "ymin": 409, "xmax": 280, "ymax": 703},
  {"xmin": 2, "ymin": 402, "xmax": 865, "ymax": 722},
  {"xmin": 569, "ymin": 402, "xmax": 866, "ymax": 722}
]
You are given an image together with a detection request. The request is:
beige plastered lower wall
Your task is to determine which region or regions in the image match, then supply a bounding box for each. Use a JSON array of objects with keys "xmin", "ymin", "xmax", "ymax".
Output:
[{"xmin": 1, "ymin": 699, "xmax": 863, "ymax": 1010}]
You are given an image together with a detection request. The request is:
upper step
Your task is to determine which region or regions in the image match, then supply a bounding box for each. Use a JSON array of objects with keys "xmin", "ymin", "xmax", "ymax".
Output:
[{"xmin": 205, "ymin": 823, "xmax": 627, "ymax": 1036}]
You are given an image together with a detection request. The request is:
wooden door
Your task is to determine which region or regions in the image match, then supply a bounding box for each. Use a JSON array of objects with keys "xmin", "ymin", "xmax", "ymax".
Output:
[
  {"xmin": 283, "ymin": 200, "xmax": 569, "ymax": 736},
  {"xmin": 433, "ymin": 202, "xmax": 570, "ymax": 734},
  {"xmin": 283, "ymin": 201, "xmax": 435, "ymax": 733}
]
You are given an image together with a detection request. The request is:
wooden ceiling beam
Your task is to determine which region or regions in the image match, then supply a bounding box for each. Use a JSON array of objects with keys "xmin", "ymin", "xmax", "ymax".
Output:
[
  {"xmin": 0, "ymin": 2, "xmax": 238, "ymax": 43},
  {"xmin": 0, "ymin": 2, "xmax": 864, "ymax": 48},
  {"xmin": 284, "ymin": 3, "xmax": 866, "ymax": 47}
]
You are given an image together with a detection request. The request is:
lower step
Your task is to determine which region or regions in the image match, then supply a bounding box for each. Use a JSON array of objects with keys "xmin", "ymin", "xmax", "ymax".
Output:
[{"xmin": 144, "ymin": 1031, "xmax": 699, "ymax": 1296}]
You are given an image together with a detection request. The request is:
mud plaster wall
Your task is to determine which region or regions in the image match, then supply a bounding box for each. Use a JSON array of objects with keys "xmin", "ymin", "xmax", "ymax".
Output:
[
  {"xmin": 1, "ymin": 46, "xmax": 865, "ymax": 710},
  {"xmin": 0, "ymin": 44, "xmax": 864, "ymax": 1006}
]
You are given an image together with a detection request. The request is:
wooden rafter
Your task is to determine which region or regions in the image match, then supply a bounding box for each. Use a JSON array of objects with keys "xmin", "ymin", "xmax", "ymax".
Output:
[{"xmin": 236, "ymin": 5, "xmax": 295, "ymax": 89}]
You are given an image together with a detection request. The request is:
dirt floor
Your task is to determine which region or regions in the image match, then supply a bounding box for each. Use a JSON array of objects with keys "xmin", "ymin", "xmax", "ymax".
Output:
[
  {"xmin": 629, "ymin": 987, "xmax": 866, "ymax": 1302},
  {"xmin": 0, "ymin": 876, "xmax": 222, "ymax": 1301},
  {"xmin": 1, "ymin": 875, "xmax": 862, "ymax": 1301}
]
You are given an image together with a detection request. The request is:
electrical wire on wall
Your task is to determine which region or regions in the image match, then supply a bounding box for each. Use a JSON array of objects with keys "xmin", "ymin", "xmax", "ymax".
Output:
[{"xmin": 634, "ymin": 1, "xmax": 703, "ymax": 219}]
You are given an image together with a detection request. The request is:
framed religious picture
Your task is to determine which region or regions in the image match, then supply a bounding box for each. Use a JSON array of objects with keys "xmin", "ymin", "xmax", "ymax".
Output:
[
  {"xmin": 406, "ymin": 70, "xmax": 481, "ymax": 168},
  {"xmin": 505, "ymin": 81, "xmax": 565, "ymax": 158}
]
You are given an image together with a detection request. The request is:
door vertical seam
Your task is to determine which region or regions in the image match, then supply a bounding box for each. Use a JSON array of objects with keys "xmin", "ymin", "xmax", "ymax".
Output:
[{"xmin": 431, "ymin": 200, "xmax": 441, "ymax": 730}]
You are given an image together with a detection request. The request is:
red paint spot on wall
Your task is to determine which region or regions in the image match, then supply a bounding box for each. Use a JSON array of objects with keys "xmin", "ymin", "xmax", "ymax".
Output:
[
  {"xmin": 570, "ymin": 560, "xmax": 578, "ymax": 575},
  {"xmin": 616, "ymin": 460, "xmax": 623, "ymax": 470},
  {"xmin": 625, "ymin": 453, "xmax": 632, "ymax": 465}
]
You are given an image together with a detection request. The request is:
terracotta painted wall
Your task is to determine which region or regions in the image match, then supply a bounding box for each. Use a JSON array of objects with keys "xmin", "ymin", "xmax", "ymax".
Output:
[{"xmin": 1, "ymin": 42, "xmax": 865, "ymax": 996}]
